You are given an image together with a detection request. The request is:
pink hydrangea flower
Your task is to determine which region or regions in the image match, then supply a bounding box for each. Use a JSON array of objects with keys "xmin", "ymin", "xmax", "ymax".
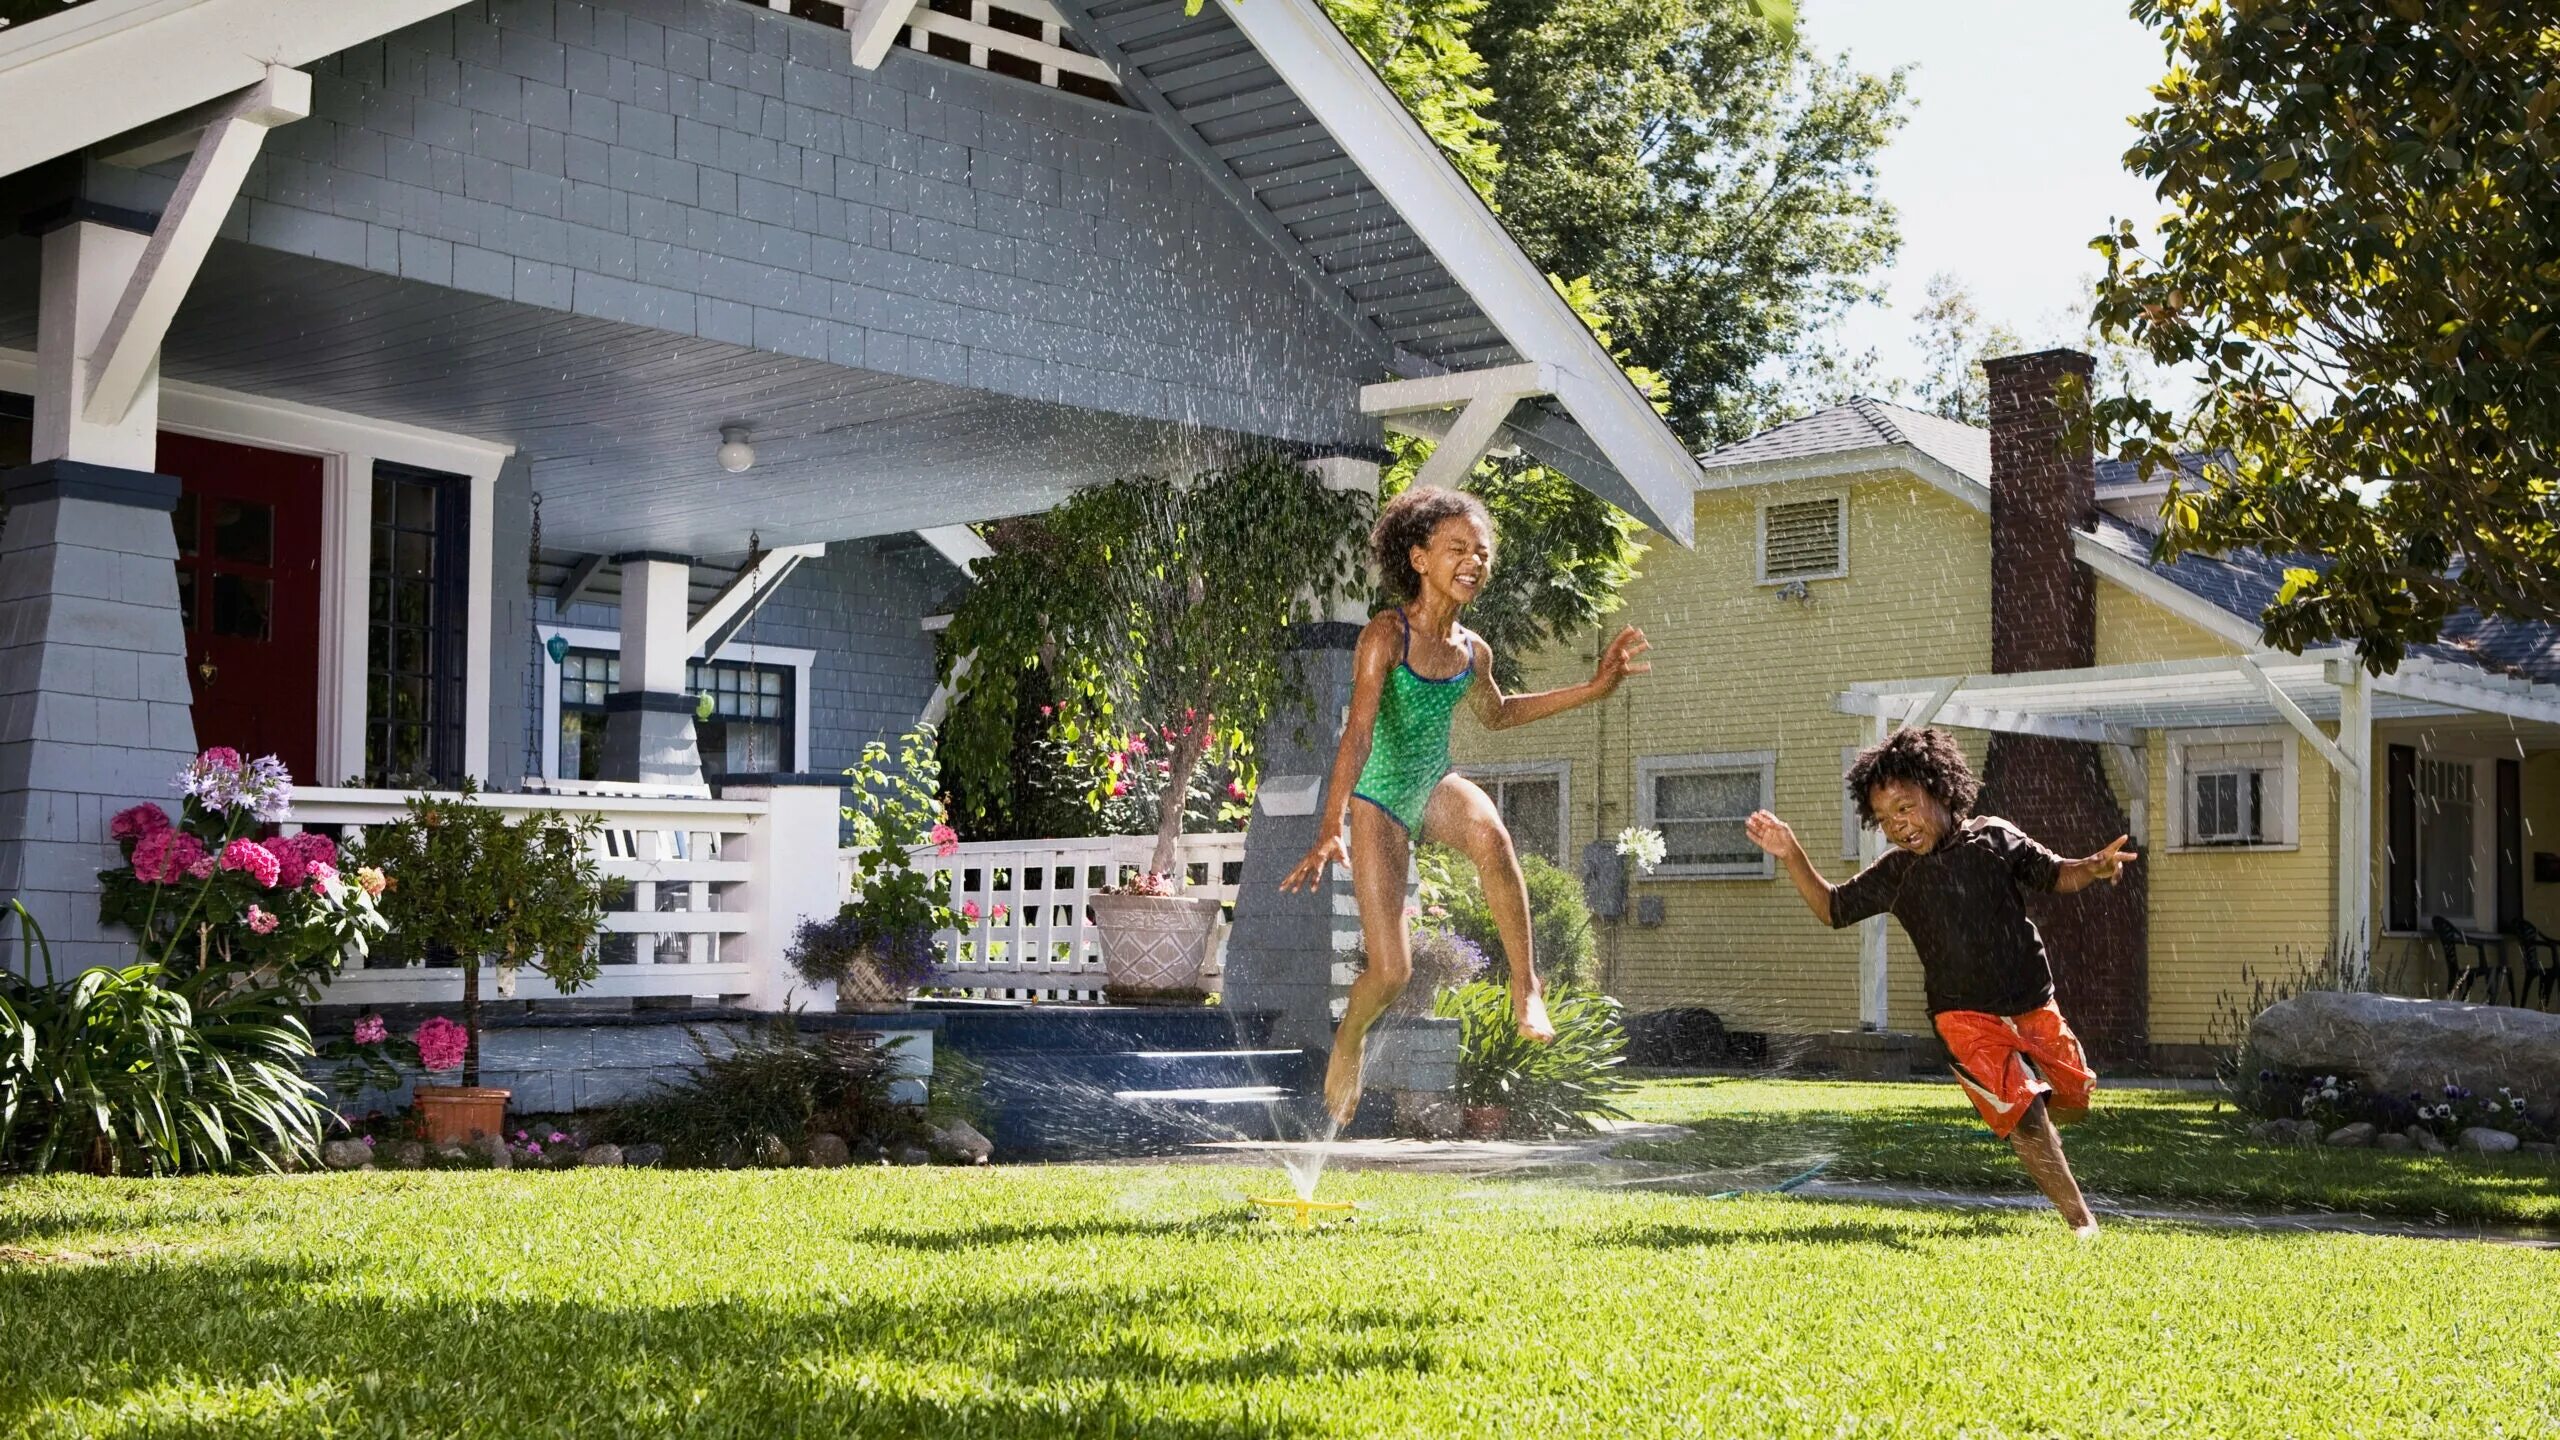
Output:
[
  {"xmin": 413, "ymin": 1016, "xmax": 469, "ymax": 1072},
  {"xmin": 307, "ymin": 862, "xmax": 339, "ymax": 896},
  {"xmin": 929, "ymin": 823, "xmax": 960, "ymax": 858},
  {"xmin": 352, "ymin": 1015, "xmax": 388, "ymax": 1045},
  {"xmin": 219, "ymin": 838, "xmax": 281, "ymax": 888},
  {"xmin": 187, "ymin": 855, "xmax": 217, "ymax": 880},
  {"xmin": 130, "ymin": 828, "xmax": 205, "ymax": 885},
  {"xmin": 109, "ymin": 805, "xmax": 170, "ymax": 842},
  {"xmin": 244, "ymin": 905, "xmax": 279, "ymax": 935},
  {"xmin": 200, "ymin": 746, "xmax": 243, "ymax": 772}
]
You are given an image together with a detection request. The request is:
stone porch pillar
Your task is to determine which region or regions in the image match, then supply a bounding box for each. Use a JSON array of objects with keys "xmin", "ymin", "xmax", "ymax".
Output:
[
  {"xmin": 599, "ymin": 552, "xmax": 705, "ymax": 789},
  {"xmin": 0, "ymin": 218, "xmax": 196, "ymax": 973},
  {"xmin": 1224, "ymin": 453, "xmax": 1380, "ymax": 1053}
]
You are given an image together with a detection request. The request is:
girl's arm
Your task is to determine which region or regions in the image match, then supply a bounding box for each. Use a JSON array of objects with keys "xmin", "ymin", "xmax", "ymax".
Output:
[
  {"xmin": 1279, "ymin": 618, "xmax": 1399, "ymax": 892},
  {"xmin": 1466, "ymin": 626, "xmax": 1650, "ymax": 732}
]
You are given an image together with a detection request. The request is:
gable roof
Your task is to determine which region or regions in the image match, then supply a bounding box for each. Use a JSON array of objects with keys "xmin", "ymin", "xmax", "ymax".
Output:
[{"xmin": 1702, "ymin": 400, "xmax": 2560, "ymax": 685}]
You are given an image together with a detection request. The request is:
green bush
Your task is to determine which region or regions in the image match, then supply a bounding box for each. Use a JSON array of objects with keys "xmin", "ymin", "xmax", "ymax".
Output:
[
  {"xmin": 1418, "ymin": 844, "xmax": 1596, "ymax": 989},
  {"xmin": 594, "ymin": 1018, "xmax": 925, "ymax": 1166},
  {"xmin": 0, "ymin": 902, "xmax": 327, "ymax": 1175},
  {"xmin": 1435, "ymin": 980, "xmax": 1630, "ymax": 1136}
]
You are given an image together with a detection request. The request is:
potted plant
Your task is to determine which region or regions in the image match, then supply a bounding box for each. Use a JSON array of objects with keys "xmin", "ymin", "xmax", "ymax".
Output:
[
  {"xmin": 938, "ymin": 457, "xmax": 1371, "ymax": 1000},
  {"xmin": 823, "ymin": 728, "xmax": 966, "ymax": 1011},
  {"xmin": 1438, "ymin": 980, "xmax": 1632, "ymax": 1140},
  {"xmin": 348, "ymin": 785, "xmax": 616, "ymax": 1144}
]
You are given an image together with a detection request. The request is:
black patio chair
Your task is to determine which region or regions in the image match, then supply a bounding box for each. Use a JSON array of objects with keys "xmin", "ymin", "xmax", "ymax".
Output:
[
  {"xmin": 2433, "ymin": 915, "xmax": 2514, "ymax": 1006},
  {"xmin": 2507, "ymin": 919, "xmax": 2560, "ymax": 1011}
]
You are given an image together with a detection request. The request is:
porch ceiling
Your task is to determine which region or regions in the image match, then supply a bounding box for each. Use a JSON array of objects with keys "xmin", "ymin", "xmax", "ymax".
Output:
[
  {"xmin": 0, "ymin": 238, "xmax": 1270, "ymax": 555},
  {"xmin": 1839, "ymin": 651, "xmax": 2560, "ymax": 745}
]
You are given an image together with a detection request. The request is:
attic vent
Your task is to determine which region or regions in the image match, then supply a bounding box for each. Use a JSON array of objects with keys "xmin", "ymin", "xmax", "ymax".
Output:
[
  {"xmin": 744, "ymin": 0, "xmax": 1131, "ymax": 106},
  {"xmin": 1760, "ymin": 497, "xmax": 1846, "ymax": 583}
]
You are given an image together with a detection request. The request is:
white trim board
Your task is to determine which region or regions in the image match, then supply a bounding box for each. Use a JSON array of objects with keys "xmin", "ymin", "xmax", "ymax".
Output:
[
  {"xmin": 2162, "ymin": 724, "xmax": 2301, "ymax": 853},
  {"xmin": 535, "ymin": 624, "xmax": 816, "ymax": 784},
  {"xmin": 1695, "ymin": 444, "xmax": 1991, "ymax": 515}
]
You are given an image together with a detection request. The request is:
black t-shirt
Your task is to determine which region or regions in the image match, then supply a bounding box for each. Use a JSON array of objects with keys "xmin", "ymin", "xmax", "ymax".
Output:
[{"xmin": 1827, "ymin": 816, "xmax": 2066, "ymax": 1017}]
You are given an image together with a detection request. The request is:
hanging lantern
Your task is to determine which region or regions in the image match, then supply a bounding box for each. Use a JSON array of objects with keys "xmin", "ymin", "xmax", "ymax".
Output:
[{"xmin": 545, "ymin": 634, "xmax": 570, "ymax": 665}]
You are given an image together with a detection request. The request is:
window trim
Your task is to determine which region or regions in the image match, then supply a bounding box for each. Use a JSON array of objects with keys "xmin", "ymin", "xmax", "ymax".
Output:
[
  {"xmin": 2411, "ymin": 751, "xmax": 2497, "ymax": 934},
  {"xmin": 1756, "ymin": 491, "xmax": 1849, "ymax": 586},
  {"xmin": 2164, "ymin": 726, "xmax": 2299, "ymax": 853},
  {"xmin": 1635, "ymin": 749, "xmax": 1777, "ymax": 880},
  {"xmin": 1456, "ymin": 759, "xmax": 1570, "ymax": 864},
  {"xmin": 535, "ymin": 624, "xmax": 815, "ymax": 784}
]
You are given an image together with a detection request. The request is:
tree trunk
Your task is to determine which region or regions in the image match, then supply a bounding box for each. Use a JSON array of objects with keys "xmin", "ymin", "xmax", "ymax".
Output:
[{"xmin": 1150, "ymin": 729, "xmax": 1208, "ymax": 881}]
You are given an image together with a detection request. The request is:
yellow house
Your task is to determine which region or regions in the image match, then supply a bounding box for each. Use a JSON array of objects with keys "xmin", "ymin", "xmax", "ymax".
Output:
[{"xmin": 1449, "ymin": 349, "xmax": 2560, "ymax": 1069}]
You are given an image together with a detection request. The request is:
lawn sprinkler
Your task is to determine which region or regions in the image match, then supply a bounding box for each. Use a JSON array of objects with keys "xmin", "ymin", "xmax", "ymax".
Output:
[{"xmin": 1249, "ymin": 1194, "xmax": 1360, "ymax": 1228}]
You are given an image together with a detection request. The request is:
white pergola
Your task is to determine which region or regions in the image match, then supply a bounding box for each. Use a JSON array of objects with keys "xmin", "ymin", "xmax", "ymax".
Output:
[{"xmin": 1834, "ymin": 650, "xmax": 2560, "ymax": 1028}]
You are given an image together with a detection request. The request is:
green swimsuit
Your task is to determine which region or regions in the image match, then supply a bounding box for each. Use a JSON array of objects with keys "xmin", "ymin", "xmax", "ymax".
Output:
[{"xmin": 1352, "ymin": 609, "xmax": 1476, "ymax": 833}]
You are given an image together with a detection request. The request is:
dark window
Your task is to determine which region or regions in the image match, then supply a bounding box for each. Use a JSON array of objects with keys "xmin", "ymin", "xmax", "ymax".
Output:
[
  {"xmin": 366, "ymin": 464, "xmax": 469, "ymax": 787},
  {"xmin": 556, "ymin": 649, "xmax": 619, "ymax": 782},
  {"xmin": 556, "ymin": 647, "xmax": 793, "ymax": 781}
]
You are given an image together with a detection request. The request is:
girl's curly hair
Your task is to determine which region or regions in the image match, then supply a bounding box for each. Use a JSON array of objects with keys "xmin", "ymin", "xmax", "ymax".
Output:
[
  {"xmin": 1845, "ymin": 726, "xmax": 1982, "ymax": 826},
  {"xmin": 1372, "ymin": 486, "xmax": 1493, "ymax": 601}
]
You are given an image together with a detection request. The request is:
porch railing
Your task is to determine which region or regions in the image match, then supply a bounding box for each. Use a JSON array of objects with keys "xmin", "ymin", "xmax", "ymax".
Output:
[
  {"xmin": 286, "ymin": 787, "xmax": 769, "ymax": 1008},
  {"xmin": 843, "ymin": 833, "xmax": 1249, "ymax": 1001}
]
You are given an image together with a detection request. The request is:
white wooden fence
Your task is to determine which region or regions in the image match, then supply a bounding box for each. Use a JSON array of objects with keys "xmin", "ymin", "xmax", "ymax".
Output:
[
  {"xmin": 287, "ymin": 787, "xmax": 769, "ymax": 1008},
  {"xmin": 845, "ymin": 832, "xmax": 1249, "ymax": 1001}
]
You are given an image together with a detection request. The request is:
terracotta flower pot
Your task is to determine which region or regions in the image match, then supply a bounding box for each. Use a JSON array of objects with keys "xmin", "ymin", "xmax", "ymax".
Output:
[
  {"xmin": 1460, "ymin": 1104, "xmax": 1511, "ymax": 1140},
  {"xmin": 1091, "ymin": 892, "xmax": 1221, "ymax": 1004},
  {"xmin": 413, "ymin": 1084, "xmax": 510, "ymax": 1145}
]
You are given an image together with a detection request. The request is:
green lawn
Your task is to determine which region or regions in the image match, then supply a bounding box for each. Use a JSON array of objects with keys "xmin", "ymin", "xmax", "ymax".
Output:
[
  {"xmin": 3, "ymin": 1165, "xmax": 2554, "ymax": 1437},
  {"xmin": 1616, "ymin": 1074, "xmax": 2560, "ymax": 1227}
]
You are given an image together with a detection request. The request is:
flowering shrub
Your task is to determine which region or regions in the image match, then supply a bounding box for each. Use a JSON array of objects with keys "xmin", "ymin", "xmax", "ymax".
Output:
[
  {"xmin": 784, "ymin": 909, "xmax": 940, "ymax": 994},
  {"xmin": 2249, "ymin": 1067, "xmax": 2552, "ymax": 1142},
  {"xmin": 96, "ymin": 749, "xmax": 388, "ymax": 1002},
  {"xmin": 1364, "ymin": 918, "xmax": 1491, "ymax": 1013},
  {"xmin": 321, "ymin": 1011, "xmax": 474, "ymax": 1097},
  {"xmin": 1100, "ymin": 870, "xmax": 1181, "ymax": 898},
  {"xmin": 826, "ymin": 727, "xmax": 964, "ymax": 996}
]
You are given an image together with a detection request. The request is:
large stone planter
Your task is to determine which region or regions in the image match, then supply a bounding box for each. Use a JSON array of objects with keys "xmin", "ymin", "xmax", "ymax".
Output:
[
  {"xmin": 833, "ymin": 962, "xmax": 914, "ymax": 1014},
  {"xmin": 1362, "ymin": 1015, "xmax": 1460, "ymax": 1095},
  {"xmin": 1092, "ymin": 893, "xmax": 1222, "ymax": 1004},
  {"xmin": 2246, "ymin": 992, "xmax": 2560, "ymax": 1106}
]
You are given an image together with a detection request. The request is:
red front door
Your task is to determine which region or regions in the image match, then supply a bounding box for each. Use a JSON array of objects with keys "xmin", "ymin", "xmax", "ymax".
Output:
[{"xmin": 163, "ymin": 433, "xmax": 324, "ymax": 781}]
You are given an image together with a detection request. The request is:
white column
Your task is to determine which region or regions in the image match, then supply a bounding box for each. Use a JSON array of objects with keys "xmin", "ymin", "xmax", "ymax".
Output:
[
  {"xmin": 2333, "ymin": 660, "xmax": 2373, "ymax": 988},
  {"xmin": 726, "ymin": 782, "xmax": 850, "ymax": 1012},
  {"xmin": 600, "ymin": 555, "xmax": 704, "ymax": 788},
  {"xmin": 620, "ymin": 557, "xmax": 692, "ymax": 694},
  {"xmin": 1858, "ymin": 708, "xmax": 1890, "ymax": 1029},
  {"xmin": 32, "ymin": 222, "xmax": 159, "ymax": 469}
]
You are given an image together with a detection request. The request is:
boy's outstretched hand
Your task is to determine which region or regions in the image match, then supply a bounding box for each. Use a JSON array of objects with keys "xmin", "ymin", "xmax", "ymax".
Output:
[
  {"xmin": 2056, "ymin": 835, "xmax": 2140, "ymax": 893},
  {"xmin": 1744, "ymin": 810, "xmax": 1801, "ymax": 861}
]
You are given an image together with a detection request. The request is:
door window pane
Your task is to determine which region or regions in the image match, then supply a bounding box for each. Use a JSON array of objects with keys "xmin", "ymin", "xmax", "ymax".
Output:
[
  {"xmin": 210, "ymin": 499, "xmax": 274, "ymax": 564},
  {"xmin": 209, "ymin": 574, "xmax": 273, "ymax": 640},
  {"xmin": 2419, "ymin": 758, "xmax": 2477, "ymax": 923}
]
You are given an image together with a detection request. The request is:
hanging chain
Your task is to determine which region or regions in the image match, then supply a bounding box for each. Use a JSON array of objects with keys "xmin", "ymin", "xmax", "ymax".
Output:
[{"xmin": 527, "ymin": 492, "xmax": 545, "ymax": 597}]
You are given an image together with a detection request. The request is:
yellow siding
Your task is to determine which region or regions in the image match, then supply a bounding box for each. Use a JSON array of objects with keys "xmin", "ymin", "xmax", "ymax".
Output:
[{"xmin": 1451, "ymin": 470, "xmax": 1990, "ymax": 1035}]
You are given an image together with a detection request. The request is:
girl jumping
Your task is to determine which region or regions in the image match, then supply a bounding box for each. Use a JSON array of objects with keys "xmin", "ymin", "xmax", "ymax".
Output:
[{"xmin": 1282, "ymin": 486, "xmax": 1650, "ymax": 1126}]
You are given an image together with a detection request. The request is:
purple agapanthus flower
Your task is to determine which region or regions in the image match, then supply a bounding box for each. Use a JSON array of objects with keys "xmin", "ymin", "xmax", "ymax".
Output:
[{"xmin": 178, "ymin": 748, "xmax": 293, "ymax": 820}]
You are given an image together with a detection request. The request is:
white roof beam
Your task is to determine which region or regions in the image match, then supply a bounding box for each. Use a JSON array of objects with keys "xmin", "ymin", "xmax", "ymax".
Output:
[
  {"xmin": 2236, "ymin": 654, "xmax": 2355, "ymax": 775},
  {"xmin": 845, "ymin": 0, "xmax": 919, "ymax": 69},
  {"xmin": 916, "ymin": 525, "xmax": 995, "ymax": 576},
  {"xmin": 687, "ymin": 544, "xmax": 826, "ymax": 656}
]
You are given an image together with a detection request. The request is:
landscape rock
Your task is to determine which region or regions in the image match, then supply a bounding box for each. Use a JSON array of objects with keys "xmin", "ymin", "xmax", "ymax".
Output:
[
  {"xmin": 2458, "ymin": 1127, "xmax": 2520, "ymax": 1154},
  {"xmin": 2374, "ymin": 1132, "xmax": 2413, "ymax": 1152},
  {"xmin": 895, "ymin": 1145, "xmax": 932, "ymax": 1166},
  {"xmin": 321, "ymin": 1139, "xmax": 373, "ymax": 1171},
  {"xmin": 621, "ymin": 1143, "xmax": 665, "ymax": 1168},
  {"xmin": 2324, "ymin": 1122, "xmax": 2377, "ymax": 1148},
  {"xmin": 804, "ymin": 1134, "xmax": 851, "ymax": 1168},
  {"xmin": 384, "ymin": 1140, "xmax": 427, "ymax": 1170},
  {"xmin": 579, "ymin": 1144, "xmax": 624, "ymax": 1169},
  {"xmin": 2245, "ymin": 1120, "xmax": 2279, "ymax": 1142},
  {"xmin": 473, "ymin": 1134, "xmax": 512, "ymax": 1170},
  {"xmin": 433, "ymin": 1143, "xmax": 473, "ymax": 1167},
  {"xmin": 754, "ymin": 1134, "xmax": 795, "ymax": 1168},
  {"xmin": 2247, "ymin": 992, "xmax": 2560, "ymax": 1112},
  {"xmin": 2521, "ymin": 1141, "xmax": 2556, "ymax": 1158},
  {"xmin": 2412, "ymin": 1127, "xmax": 2448, "ymax": 1155},
  {"xmin": 927, "ymin": 1121, "xmax": 994, "ymax": 1165}
]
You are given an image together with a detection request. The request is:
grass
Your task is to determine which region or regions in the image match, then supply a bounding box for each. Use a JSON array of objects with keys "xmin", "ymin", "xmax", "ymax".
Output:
[
  {"xmin": 3, "ymin": 1164, "xmax": 2556, "ymax": 1437},
  {"xmin": 1616, "ymin": 1074, "xmax": 2560, "ymax": 1227}
]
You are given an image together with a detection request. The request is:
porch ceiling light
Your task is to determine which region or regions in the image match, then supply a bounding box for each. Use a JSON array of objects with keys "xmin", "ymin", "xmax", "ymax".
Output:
[{"xmin": 716, "ymin": 425, "xmax": 756, "ymax": 474}]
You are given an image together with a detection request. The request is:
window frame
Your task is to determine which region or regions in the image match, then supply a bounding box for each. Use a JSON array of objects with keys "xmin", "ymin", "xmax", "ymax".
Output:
[
  {"xmin": 1756, "ymin": 492, "xmax": 1849, "ymax": 586},
  {"xmin": 1635, "ymin": 750, "xmax": 1777, "ymax": 880},
  {"xmin": 1456, "ymin": 759, "xmax": 1571, "ymax": 865},
  {"xmin": 2412, "ymin": 752, "xmax": 2496, "ymax": 933},
  {"xmin": 535, "ymin": 624, "xmax": 816, "ymax": 784},
  {"xmin": 2164, "ymin": 726, "xmax": 2299, "ymax": 853}
]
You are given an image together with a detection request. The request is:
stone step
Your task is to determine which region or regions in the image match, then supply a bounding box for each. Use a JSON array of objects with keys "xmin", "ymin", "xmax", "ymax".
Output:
[{"xmin": 925, "ymin": 1002, "xmax": 1280, "ymax": 1056}]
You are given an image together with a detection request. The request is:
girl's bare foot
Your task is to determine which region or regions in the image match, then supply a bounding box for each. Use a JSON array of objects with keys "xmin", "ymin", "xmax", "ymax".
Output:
[
  {"xmin": 1514, "ymin": 987, "xmax": 1555, "ymax": 1043},
  {"xmin": 1323, "ymin": 1036, "xmax": 1366, "ymax": 1128}
]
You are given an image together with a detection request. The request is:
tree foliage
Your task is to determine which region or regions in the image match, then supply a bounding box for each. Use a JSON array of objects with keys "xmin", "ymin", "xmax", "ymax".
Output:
[{"xmin": 2090, "ymin": 0, "xmax": 2560, "ymax": 669}]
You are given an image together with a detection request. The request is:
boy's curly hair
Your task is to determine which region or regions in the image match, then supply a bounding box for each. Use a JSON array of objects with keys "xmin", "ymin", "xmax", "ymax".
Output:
[
  {"xmin": 1372, "ymin": 485, "xmax": 1493, "ymax": 602},
  {"xmin": 1845, "ymin": 726, "xmax": 1982, "ymax": 826}
]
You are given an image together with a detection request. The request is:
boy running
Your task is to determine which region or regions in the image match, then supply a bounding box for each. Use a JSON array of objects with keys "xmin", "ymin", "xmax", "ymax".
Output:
[{"xmin": 1744, "ymin": 727, "xmax": 2136, "ymax": 1235}]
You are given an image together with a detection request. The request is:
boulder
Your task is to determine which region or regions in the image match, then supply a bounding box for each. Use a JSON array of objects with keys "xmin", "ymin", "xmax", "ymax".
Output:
[
  {"xmin": 472, "ymin": 1133, "xmax": 512, "ymax": 1170},
  {"xmin": 322, "ymin": 1139, "xmax": 373, "ymax": 1171},
  {"xmin": 804, "ymin": 1134, "xmax": 852, "ymax": 1168},
  {"xmin": 2245, "ymin": 1120, "xmax": 2280, "ymax": 1142},
  {"xmin": 432, "ymin": 1143, "xmax": 473, "ymax": 1167},
  {"xmin": 2324, "ymin": 1122, "xmax": 2377, "ymax": 1148},
  {"xmin": 927, "ymin": 1121, "xmax": 994, "ymax": 1165},
  {"xmin": 621, "ymin": 1143, "xmax": 666, "ymax": 1169},
  {"xmin": 579, "ymin": 1144, "xmax": 625, "ymax": 1169},
  {"xmin": 754, "ymin": 1134, "xmax": 795, "ymax": 1168},
  {"xmin": 894, "ymin": 1145, "xmax": 933, "ymax": 1166},
  {"xmin": 2522, "ymin": 1140, "xmax": 2557, "ymax": 1159},
  {"xmin": 2409, "ymin": 1126, "xmax": 2448, "ymax": 1155},
  {"xmin": 2247, "ymin": 992, "xmax": 2560, "ymax": 1110},
  {"xmin": 383, "ymin": 1140, "xmax": 428, "ymax": 1170},
  {"xmin": 2374, "ymin": 1132, "xmax": 2413, "ymax": 1152},
  {"xmin": 2458, "ymin": 1127, "xmax": 2520, "ymax": 1155}
]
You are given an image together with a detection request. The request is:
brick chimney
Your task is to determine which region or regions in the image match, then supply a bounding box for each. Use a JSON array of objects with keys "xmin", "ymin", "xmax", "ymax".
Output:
[{"xmin": 1979, "ymin": 350, "xmax": 2149, "ymax": 1062}]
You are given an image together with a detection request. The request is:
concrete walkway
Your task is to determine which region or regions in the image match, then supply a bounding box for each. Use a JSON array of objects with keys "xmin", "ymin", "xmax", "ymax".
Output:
[{"xmin": 1153, "ymin": 1120, "xmax": 2558, "ymax": 1248}]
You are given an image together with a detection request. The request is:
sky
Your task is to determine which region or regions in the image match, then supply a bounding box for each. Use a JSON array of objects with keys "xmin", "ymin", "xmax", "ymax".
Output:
[{"xmin": 1803, "ymin": 0, "xmax": 2173, "ymax": 387}]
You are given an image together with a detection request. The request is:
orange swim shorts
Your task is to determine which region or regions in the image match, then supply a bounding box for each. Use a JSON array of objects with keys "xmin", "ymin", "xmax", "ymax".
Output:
[{"xmin": 1933, "ymin": 1001, "xmax": 2096, "ymax": 1139}]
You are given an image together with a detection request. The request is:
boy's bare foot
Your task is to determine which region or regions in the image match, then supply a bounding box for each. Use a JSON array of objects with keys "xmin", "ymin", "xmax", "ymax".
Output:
[
  {"xmin": 1514, "ymin": 987, "xmax": 1555, "ymax": 1044},
  {"xmin": 1322, "ymin": 1035, "xmax": 1366, "ymax": 1128}
]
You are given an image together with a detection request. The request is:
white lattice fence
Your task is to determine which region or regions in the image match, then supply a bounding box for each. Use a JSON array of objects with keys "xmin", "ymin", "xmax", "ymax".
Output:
[
  {"xmin": 841, "ymin": 833, "xmax": 1247, "ymax": 1000},
  {"xmin": 288, "ymin": 787, "xmax": 769, "ymax": 1006}
]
